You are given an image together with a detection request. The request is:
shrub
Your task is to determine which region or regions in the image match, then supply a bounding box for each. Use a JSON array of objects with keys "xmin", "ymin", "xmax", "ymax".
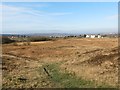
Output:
[
  {"xmin": 13, "ymin": 42, "xmax": 18, "ymax": 46},
  {"xmin": 22, "ymin": 42, "xmax": 31, "ymax": 46},
  {"xmin": 29, "ymin": 36, "xmax": 53, "ymax": 42},
  {"xmin": 2, "ymin": 37, "xmax": 15, "ymax": 44}
]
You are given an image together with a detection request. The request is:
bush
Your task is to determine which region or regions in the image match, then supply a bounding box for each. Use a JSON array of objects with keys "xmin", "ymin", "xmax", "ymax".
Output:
[
  {"xmin": 29, "ymin": 36, "xmax": 53, "ymax": 42},
  {"xmin": 22, "ymin": 41, "xmax": 31, "ymax": 46},
  {"xmin": 13, "ymin": 42, "xmax": 18, "ymax": 46},
  {"xmin": 2, "ymin": 37, "xmax": 15, "ymax": 44}
]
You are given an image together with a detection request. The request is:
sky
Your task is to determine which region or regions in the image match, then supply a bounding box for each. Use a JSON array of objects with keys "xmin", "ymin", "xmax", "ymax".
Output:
[{"xmin": 1, "ymin": 2, "xmax": 118, "ymax": 34}]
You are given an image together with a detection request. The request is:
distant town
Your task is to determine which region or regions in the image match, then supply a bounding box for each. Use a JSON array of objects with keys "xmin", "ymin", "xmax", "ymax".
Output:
[
  {"xmin": 1, "ymin": 33, "xmax": 118, "ymax": 44},
  {"xmin": 2, "ymin": 33, "xmax": 118, "ymax": 39}
]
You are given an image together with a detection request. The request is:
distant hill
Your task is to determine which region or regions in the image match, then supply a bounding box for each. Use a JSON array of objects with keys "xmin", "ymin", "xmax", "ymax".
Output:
[
  {"xmin": 1, "ymin": 33, "xmax": 118, "ymax": 37},
  {"xmin": 25, "ymin": 33, "xmax": 77, "ymax": 37},
  {"xmin": 1, "ymin": 33, "xmax": 77, "ymax": 37}
]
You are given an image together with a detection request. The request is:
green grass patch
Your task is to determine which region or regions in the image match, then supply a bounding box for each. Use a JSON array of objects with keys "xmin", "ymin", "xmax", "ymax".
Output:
[
  {"xmin": 42, "ymin": 63, "xmax": 96, "ymax": 88},
  {"xmin": 41, "ymin": 63, "xmax": 116, "ymax": 88}
]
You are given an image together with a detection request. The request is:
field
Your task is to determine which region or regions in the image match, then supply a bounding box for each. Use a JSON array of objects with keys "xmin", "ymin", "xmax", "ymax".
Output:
[{"xmin": 2, "ymin": 38, "xmax": 119, "ymax": 88}]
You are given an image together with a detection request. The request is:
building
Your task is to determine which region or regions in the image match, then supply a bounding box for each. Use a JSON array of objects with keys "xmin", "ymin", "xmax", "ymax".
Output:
[
  {"xmin": 98, "ymin": 35, "xmax": 101, "ymax": 38},
  {"xmin": 86, "ymin": 35, "xmax": 90, "ymax": 38},
  {"xmin": 90, "ymin": 35, "xmax": 95, "ymax": 38}
]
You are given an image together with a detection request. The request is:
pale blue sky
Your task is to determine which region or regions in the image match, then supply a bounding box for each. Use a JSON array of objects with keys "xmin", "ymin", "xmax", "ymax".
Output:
[{"xmin": 1, "ymin": 2, "xmax": 118, "ymax": 34}]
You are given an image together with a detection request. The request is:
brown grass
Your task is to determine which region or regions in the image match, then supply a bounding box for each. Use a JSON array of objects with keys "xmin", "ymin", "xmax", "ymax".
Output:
[{"xmin": 2, "ymin": 38, "xmax": 119, "ymax": 88}]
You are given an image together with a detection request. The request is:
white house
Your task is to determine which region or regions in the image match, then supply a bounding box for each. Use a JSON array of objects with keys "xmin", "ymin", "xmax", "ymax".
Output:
[
  {"xmin": 86, "ymin": 35, "xmax": 90, "ymax": 38},
  {"xmin": 90, "ymin": 35, "xmax": 95, "ymax": 38},
  {"xmin": 98, "ymin": 35, "xmax": 101, "ymax": 38}
]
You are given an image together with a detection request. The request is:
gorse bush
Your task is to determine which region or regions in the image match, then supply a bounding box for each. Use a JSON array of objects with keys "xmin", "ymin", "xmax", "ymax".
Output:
[
  {"xmin": 1, "ymin": 36, "xmax": 56, "ymax": 44},
  {"xmin": 2, "ymin": 37, "xmax": 15, "ymax": 44},
  {"xmin": 29, "ymin": 36, "xmax": 53, "ymax": 42}
]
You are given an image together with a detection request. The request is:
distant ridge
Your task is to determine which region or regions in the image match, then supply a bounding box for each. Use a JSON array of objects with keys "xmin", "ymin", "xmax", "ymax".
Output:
[
  {"xmin": 1, "ymin": 32, "xmax": 118, "ymax": 37},
  {"xmin": 1, "ymin": 33, "xmax": 78, "ymax": 37}
]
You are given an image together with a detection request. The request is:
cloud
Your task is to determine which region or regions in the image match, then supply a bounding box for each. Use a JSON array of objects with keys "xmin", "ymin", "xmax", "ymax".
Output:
[
  {"xmin": 48, "ymin": 12, "xmax": 72, "ymax": 16},
  {"xmin": 1, "ymin": 4, "xmax": 72, "ymax": 23},
  {"xmin": 1, "ymin": 4, "xmax": 72, "ymax": 17},
  {"xmin": 14, "ymin": 3, "xmax": 49, "ymax": 8},
  {"xmin": 1, "ymin": 4, "xmax": 44, "ymax": 16},
  {"xmin": 1, "ymin": 4, "xmax": 73, "ymax": 33},
  {"xmin": 2, "ymin": 3, "xmax": 116, "ymax": 34},
  {"xmin": 1, "ymin": 4, "xmax": 50, "ymax": 33}
]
